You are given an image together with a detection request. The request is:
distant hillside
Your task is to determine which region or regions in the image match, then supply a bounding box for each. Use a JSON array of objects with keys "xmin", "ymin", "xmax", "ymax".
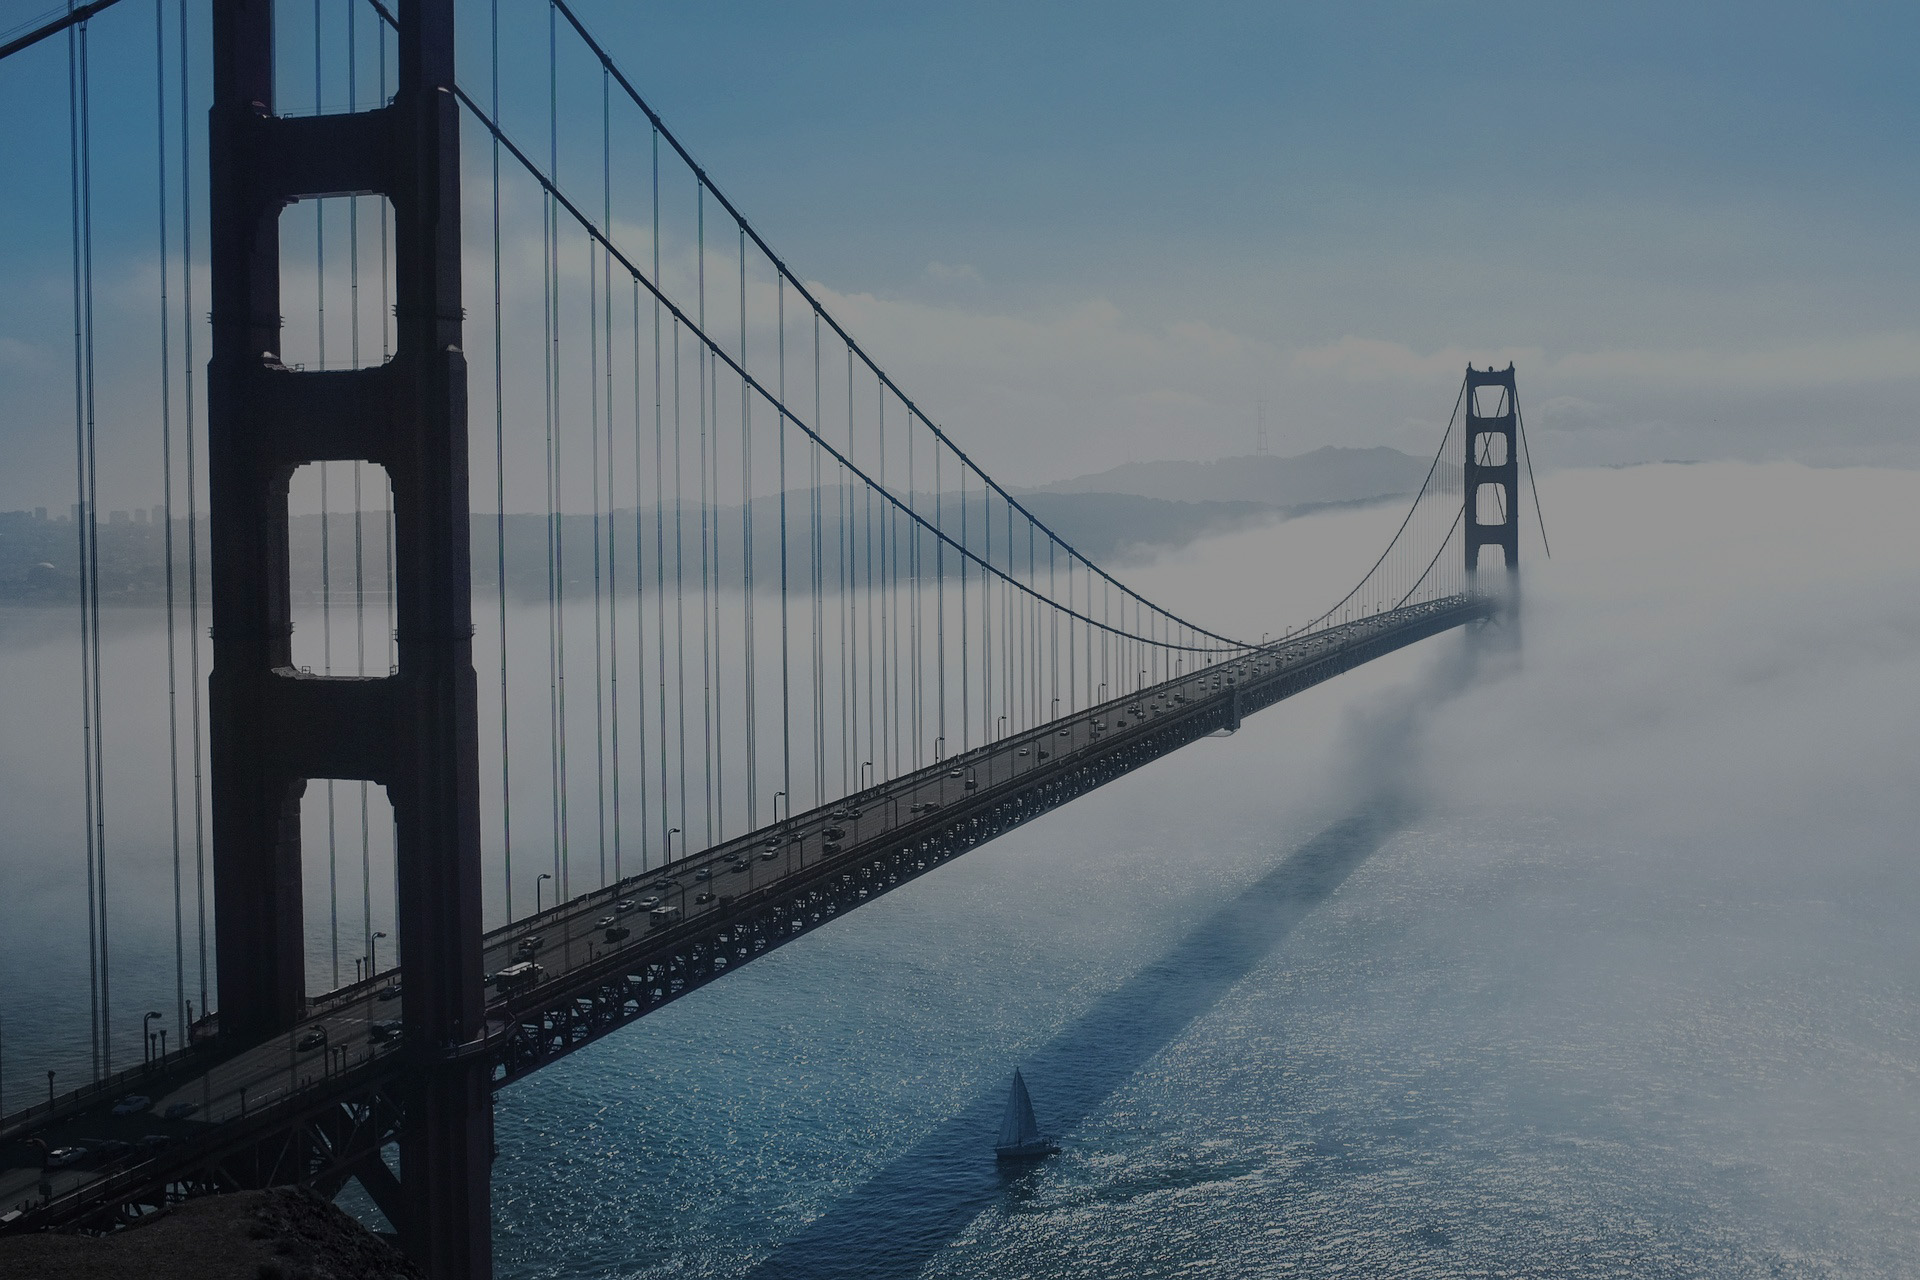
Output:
[{"xmin": 1026, "ymin": 446, "xmax": 1428, "ymax": 508}]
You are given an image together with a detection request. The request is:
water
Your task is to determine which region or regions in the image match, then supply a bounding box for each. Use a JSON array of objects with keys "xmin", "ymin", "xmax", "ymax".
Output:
[
  {"xmin": 4, "ymin": 462, "xmax": 1918, "ymax": 1274},
  {"xmin": 483, "ymin": 462, "xmax": 1920, "ymax": 1277}
]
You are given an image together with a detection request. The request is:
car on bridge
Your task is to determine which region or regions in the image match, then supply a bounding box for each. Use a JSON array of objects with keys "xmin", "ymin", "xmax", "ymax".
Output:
[
  {"xmin": 377, "ymin": 983, "xmax": 401, "ymax": 1002},
  {"xmin": 493, "ymin": 962, "xmax": 544, "ymax": 995},
  {"xmin": 516, "ymin": 935, "xmax": 544, "ymax": 955},
  {"xmin": 650, "ymin": 905, "xmax": 682, "ymax": 928},
  {"xmin": 110, "ymin": 1095, "xmax": 150, "ymax": 1117},
  {"xmin": 604, "ymin": 925, "xmax": 631, "ymax": 942},
  {"xmin": 162, "ymin": 1102, "xmax": 198, "ymax": 1121},
  {"xmin": 296, "ymin": 1027, "xmax": 328, "ymax": 1052},
  {"xmin": 614, "ymin": 898, "xmax": 637, "ymax": 914},
  {"xmin": 46, "ymin": 1147, "xmax": 85, "ymax": 1169},
  {"xmin": 368, "ymin": 1019, "xmax": 403, "ymax": 1044},
  {"xmin": 636, "ymin": 895, "xmax": 663, "ymax": 911}
]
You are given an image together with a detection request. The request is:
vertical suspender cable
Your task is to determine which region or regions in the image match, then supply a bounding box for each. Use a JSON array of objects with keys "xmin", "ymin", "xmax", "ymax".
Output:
[
  {"xmin": 603, "ymin": 69, "xmax": 623, "ymax": 885},
  {"xmin": 72, "ymin": 12, "xmax": 111, "ymax": 1072},
  {"xmin": 697, "ymin": 189, "xmax": 714, "ymax": 846},
  {"xmin": 652, "ymin": 128, "xmax": 670, "ymax": 866},
  {"xmin": 347, "ymin": 0, "xmax": 374, "ymax": 984},
  {"xmin": 777, "ymin": 277, "xmax": 792, "ymax": 821},
  {"xmin": 178, "ymin": 0, "xmax": 209, "ymax": 1026},
  {"xmin": 741, "ymin": 224, "xmax": 756, "ymax": 827},
  {"xmin": 811, "ymin": 310, "xmax": 824, "ymax": 807},
  {"xmin": 673, "ymin": 318, "xmax": 688, "ymax": 856},
  {"xmin": 629, "ymin": 276, "xmax": 647, "ymax": 875},
  {"xmin": 491, "ymin": 0, "xmax": 513, "ymax": 921},
  {"xmin": 315, "ymin": 0, "xmax": 339, "ymax": 993},
  {"xmin": 589, "ymin": 77, "xmax": 608, "ymax": 891},
  {"xmin": 155, "ymin": 0, "xmax": 186, "ymax": 1041}
]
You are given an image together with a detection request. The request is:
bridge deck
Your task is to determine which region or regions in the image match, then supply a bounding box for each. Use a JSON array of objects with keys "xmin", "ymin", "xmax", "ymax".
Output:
[{"xmin": 0, "ymin": 594, "xmax": 1490, "ymax": 1231}]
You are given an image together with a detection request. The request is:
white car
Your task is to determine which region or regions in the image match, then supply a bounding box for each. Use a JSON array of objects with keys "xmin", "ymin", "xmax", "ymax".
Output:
[
  {"xmin": 46, "ymin": 1146, "xmax": 86, "ymax": 1169},
  {"xmin": 110, "ymin": 1095, "xmax": 151, "ymax": 1117}
]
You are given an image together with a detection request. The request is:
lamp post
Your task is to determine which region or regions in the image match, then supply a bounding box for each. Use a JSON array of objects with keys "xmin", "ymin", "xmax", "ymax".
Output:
[
  {"xmin": 666, "ymin": 827, "xmax": 680, "ymax": 863},
  {"xmin": 143, "ymin": 1011, "xmax": 162, "ymax": 1066},
  {"xmin": 934, "ymin": 736, "xmax": 945, "ymax": 762},
  {"xmin": 535, "ymin": 873, "xmax": 552, "ymax": 916},
  {"xmin": 773, "ymin": 790, "xmax": 787, "ymax": 826},
  {"xmin": 997, "ymin": 714, "xmax": 1006, "ymax": 740},
  {"xmin": 370, "ymin": 931, "xmax": 387, "ymax": 977},
  {"xmin": 861, "ymin": 760, "xmax": 874, "ymax": 790}
]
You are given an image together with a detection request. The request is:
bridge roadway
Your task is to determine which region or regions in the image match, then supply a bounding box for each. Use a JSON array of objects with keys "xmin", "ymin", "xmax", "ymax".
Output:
[{"xmin": 0, "ymin": 592, "xmax": 1490, "ymax": 1231}]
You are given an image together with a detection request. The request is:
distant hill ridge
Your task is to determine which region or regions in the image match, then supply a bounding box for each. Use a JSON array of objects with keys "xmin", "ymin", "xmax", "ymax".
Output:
[{"xmin": 1023, "ymin": 446, "xmax": 1428, "ymax": 508}]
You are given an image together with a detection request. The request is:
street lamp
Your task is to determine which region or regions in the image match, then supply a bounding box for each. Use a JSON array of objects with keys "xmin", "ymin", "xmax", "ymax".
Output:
[
  {"xmin": 535, "ymin": 872, "xmax": 552, "ymax": 916},
  {"xmin": 934, "ymin": 736, "xmax": 945, "ymax": 762},
  {"xmin": 773, "ymin": 790, "xmax": 787, "ymax": 826},
  {"xmin": 997, "ymin": 714, "xmax": 1006, "ymax": 740},
  {"xmin": 666, "ymin": 827, "xmax": 680, "ymax": 863},
  {"xmin": 370, "ymin": 931, "xmax": 387, "ymax": 977},
  {"xmin": 143, "ymin": 1011, "xmax": 162, "ymax": 1066},
  {"xmin": 861, "ymin": 760, "xmax": 874, "ymax": 790}
]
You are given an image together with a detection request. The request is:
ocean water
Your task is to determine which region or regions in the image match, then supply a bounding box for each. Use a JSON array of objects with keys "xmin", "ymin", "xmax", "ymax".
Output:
[
  {"xmin": 3, "ymin": 462, "xmax": 1917, "ymax": 1276},
  {"xmin": 486, "ymin": 463, "xmax": 1920, "ymax": 1278}
]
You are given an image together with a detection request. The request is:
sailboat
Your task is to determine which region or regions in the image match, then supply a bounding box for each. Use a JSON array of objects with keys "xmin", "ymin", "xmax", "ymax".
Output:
[{"xmin": 993, "ymin": 1069, "xmax": 1060, "ymax": 1162}]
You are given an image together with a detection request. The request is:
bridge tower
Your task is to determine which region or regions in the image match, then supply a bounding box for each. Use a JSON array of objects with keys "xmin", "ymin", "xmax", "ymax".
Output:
[
  {"xmin": 207, "ymin": 1, "xmax": 490, "ymax": 1274},
  {"xmin": 1464, "ymin": 364, "xmax": 1521, "ymax": 598}
]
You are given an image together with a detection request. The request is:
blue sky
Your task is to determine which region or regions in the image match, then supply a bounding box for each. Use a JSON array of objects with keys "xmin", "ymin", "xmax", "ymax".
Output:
[{"xmin": 1, "ymin": 0, "xmax": 1917, "ymax": 508}]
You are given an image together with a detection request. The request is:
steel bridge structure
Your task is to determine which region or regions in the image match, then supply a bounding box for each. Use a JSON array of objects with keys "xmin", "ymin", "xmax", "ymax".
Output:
[{"xmin": 0, "ymin": 3, "xmax": 1539, "ymax": 1275}]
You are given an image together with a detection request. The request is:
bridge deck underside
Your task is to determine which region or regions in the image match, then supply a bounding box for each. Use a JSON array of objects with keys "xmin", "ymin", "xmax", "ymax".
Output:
[{"xmin": 0, "ymin": 594, "xmax": 1489, "ymax": 1234}]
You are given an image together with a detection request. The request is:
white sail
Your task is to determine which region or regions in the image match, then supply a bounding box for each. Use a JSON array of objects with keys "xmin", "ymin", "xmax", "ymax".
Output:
[{"xmin": 997, "ymin": 1070, "xmax": 1041, "ymax": 1150}]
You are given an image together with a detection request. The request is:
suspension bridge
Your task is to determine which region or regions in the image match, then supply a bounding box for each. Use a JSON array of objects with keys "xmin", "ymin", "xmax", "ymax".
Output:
[{"xmin": 0, "ymin": 2, "xmax": 1541, "ymax": 1276}]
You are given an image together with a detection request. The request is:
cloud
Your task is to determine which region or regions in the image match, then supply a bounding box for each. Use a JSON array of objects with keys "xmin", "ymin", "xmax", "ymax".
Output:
[{"xmin": 923, "ymin": 261, "xmax": 984, "ymax": 288}]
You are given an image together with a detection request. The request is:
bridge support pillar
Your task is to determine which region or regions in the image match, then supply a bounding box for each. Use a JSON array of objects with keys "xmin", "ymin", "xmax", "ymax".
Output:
[
  {"xmin": 1464, "ymin": 364, "xmax": 1521, "ymax": 612},
  {"xmin": 207, "ymin": 1, "xmax": 490, "ymax": 1276}
]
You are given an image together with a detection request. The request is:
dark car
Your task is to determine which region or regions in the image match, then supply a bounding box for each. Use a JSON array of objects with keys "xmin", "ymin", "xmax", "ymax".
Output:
[
  {"xmin": 694, "ymin": 868, "xmax": 713, "ymax": 881},
  {"xmin": 377, "ymin": 983, "xmax": 402, "ymax": 1002},
  {"xmin": 296, "ymin": 1027, "xmax": 329, "ymax": 1051},
  {"xmin": 516, "ymin": 935, "xmax": 544, "ymax": 955},
  {"xmin": 694, "ymin": 891, "xmax": 715, "ymax": 905},
  {"xmin": 369, "ymin": 1019, "xmax": 403, "ymax": 1044},
  {"xmin": 604, "ymin": 925, "xmax": 632, "ymax": 943}
]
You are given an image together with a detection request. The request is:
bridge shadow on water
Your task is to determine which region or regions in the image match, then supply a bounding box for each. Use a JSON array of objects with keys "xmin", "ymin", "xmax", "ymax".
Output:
[{"xmin": 747, "ymin": 800, "xmax": 1413, "ymax": 1280}]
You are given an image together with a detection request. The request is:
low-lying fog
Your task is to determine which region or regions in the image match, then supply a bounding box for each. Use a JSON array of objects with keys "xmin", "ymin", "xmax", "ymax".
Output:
[{"xmin": 1, "ymin": 459, "xmax": 1914, "ymax": 1276}]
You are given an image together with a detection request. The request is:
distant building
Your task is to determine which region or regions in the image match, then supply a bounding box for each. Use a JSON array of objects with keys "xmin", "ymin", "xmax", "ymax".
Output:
[{"xmin": 109, "ymin": 510, "xmax": 130, "ymax": 525}]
